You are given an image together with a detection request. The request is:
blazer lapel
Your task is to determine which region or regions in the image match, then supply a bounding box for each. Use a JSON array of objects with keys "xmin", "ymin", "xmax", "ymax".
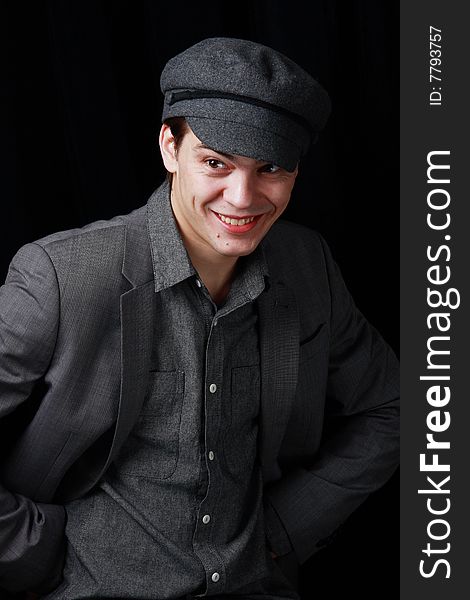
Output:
[
  {"xmin": 257, "ymin": 280, "xmax": 299, "ymax": 482},
  {"xmin": 112, "ymin": 283, "xmax": 155, "ymax": 455},
  {"xmin": 85, "ymin": 220, "xmax": 156, "ymax": 489}
]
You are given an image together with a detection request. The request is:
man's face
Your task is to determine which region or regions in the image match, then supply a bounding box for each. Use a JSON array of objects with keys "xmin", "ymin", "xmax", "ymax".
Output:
[{"xmin": 160, "ymin": 124, "xmax": 298, "ymax": 261}]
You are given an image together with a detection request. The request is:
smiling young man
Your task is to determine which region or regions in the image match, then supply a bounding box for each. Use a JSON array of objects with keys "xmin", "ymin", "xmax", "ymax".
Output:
[
  {"xmin": 0, "ymin": 38, "xmax": 399, "ymax": 599},
  {"xmin": 160, "ymin": 123, "xmax": 298, "ymax": 304}
]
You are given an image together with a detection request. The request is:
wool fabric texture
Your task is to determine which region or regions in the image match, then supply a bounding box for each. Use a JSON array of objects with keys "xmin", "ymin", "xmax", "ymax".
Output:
[{"xmin": 160, "ymin": 37, "xmax": 331, "ymax": 171}]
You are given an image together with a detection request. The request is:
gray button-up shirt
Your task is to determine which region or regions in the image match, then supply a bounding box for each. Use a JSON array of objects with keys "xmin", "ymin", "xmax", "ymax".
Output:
[{"xmin": 50, "ymin": 188, "xmax": 291, "ymax": 599}]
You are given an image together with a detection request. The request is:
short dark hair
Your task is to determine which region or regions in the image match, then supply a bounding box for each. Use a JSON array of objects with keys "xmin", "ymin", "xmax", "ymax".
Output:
[{"xmin": 163, "ymin": 117, "xmax": 189, "ymax": 184}]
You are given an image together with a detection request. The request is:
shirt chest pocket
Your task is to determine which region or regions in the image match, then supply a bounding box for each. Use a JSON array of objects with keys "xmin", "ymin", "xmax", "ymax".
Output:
[{"xmin": 117, "ymin": 370, "xmax": 185, "ymax": 480}]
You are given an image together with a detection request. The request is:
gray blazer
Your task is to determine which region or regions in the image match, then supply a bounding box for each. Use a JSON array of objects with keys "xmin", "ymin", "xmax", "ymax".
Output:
[{"xmin": 0, "ymin": 183, "xmax": 399, "ymax": 594}]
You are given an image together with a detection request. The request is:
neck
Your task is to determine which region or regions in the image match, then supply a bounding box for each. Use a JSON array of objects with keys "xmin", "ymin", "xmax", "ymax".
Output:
[
  {"xmin": 185, "ymin": 241, "xmax": 238, "ymax": 304},
  {"xmin": 169, "ymin": 185, "xmax": 239, "ymax": 304}
]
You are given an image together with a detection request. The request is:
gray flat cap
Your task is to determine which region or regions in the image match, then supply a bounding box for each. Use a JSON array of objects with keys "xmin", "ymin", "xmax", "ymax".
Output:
[{"xmin": 160, "ymin": 37, "xmax": 331, "ymax": 171}]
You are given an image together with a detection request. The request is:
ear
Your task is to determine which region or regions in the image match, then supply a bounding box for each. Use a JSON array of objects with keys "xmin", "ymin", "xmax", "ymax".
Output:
[{"xmin": 159, "ymin": 123, "xmax": 178, "ymax": 173}]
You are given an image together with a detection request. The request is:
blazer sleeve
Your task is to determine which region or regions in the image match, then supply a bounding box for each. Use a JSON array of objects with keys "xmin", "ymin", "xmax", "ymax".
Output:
[
  {"xmin": 0, "ymin": 243, "xmax": 66, "ymax": 594},
  {"xmin": 264, "ymin": 234, "xmax": 400, "ymax": 565}
]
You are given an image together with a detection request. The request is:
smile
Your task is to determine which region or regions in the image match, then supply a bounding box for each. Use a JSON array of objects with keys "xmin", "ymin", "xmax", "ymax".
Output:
[
  {"xmin": 217, "ymin": 213, "xmax": 256, "ymax": 226},
  {"xmin": 211, "ymin": 210, "xmax": 262, "ymax": 233}
]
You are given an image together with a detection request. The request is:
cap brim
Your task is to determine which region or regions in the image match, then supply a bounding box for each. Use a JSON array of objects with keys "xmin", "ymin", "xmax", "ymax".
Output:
[{"xmin": 186, "ymin": 116, "xmax": 301, "ymax": 172}]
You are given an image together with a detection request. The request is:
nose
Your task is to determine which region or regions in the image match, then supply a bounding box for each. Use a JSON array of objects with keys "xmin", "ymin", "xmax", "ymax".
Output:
[{"xmin": 223, "ymin": 171, "xmax": 258, "ymax": 211}]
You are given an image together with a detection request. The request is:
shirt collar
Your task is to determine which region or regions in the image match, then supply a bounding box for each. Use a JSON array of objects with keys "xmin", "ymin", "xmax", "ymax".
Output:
[
  {"xmin": 147, "ymin": 181, "xmax": 196, "ymax": 292},
  {"xmin": 147, "ymin": 180, "xmax": 270, "ymax": 295},
  {"xmin": 229, "ymin": 245, "xmax": 269, "ymax": 304}
]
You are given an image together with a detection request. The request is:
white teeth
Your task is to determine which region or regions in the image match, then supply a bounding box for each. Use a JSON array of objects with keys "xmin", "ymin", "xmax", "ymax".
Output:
[{"xmin": 217, "ymin": 213, "xmax": 255, "ymax": 226}]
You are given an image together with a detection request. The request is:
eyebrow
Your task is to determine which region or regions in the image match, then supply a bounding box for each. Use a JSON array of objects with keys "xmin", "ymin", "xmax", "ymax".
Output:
[
  {"xmin": 194, "ymin": 142, "xmax": 267, "ymax": 165},
  {"xmin": 194, "ymin": 143, "xmax": 235, "ymax": 159}
]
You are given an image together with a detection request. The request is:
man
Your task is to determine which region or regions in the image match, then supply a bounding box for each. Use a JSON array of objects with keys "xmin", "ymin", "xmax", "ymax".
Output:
[{"xmin": 0, "ymin": 38, "xmax": 399, "ymax": 599}]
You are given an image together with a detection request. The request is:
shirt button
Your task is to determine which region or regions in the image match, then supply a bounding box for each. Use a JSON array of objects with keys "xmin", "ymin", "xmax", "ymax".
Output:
[
  {"xmin": 211, "ymin": 572, "xmax": 220, "ymax": 583},
  {"xmin": 202, "ymin": 514, "xmax": 211, "ymax": 524},
  {"xmin": 208, "ymin": 451, "xmax": 215, "ymax": 461},
  {"xmin": 195, "ymin": 279, "xmax": 202, "ymax": 288},
  {"xmin": 209, "ymin": 383, "xmax": 217, "ymax": 393}
]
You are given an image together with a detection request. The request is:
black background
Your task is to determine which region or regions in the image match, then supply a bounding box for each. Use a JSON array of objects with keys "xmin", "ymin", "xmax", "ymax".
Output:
[{"xmin": 1, "ymin": 1, "xmax": 398, "ymax": 597}]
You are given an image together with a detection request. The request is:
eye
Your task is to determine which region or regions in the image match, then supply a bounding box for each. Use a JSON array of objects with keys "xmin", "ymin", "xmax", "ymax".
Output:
[
  {"xmin": 260, "ymin": 163, "xmax": 281, "ymax": 174},
  {"xmin": 206, "ymin": 159, "xmax": 226, "ymax": 169}
]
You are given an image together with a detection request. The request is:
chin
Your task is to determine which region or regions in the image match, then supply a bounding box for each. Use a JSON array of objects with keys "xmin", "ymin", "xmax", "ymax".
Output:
[{"xmin": 215, "ymin": 241, "xmax": 259, "ymax": 258}]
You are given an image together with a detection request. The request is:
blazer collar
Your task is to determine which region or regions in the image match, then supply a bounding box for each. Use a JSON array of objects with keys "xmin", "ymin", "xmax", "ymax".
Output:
[
  {"xmin": 257, "ymin": 277, "xmax": 299, "ymax": 482},
  {"xmin": 121, "ymin": 204, "xmax": 154, "ymax": 288}
]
